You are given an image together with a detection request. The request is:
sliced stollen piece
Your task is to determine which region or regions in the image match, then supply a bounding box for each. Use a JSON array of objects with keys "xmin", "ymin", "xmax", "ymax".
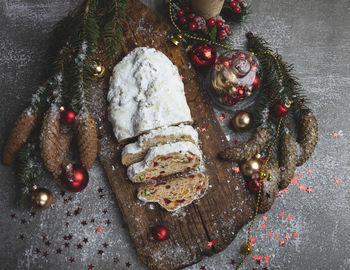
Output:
[
  {"xmin": 137, "ymin": 173, "xmax": 209, "ymax": 211},
  {"xmin": 127, "ymin": 141, "xmax": 202, "ymax": 183},
  {"xmin": 108, "ymin": 47, "xmax": 193, "ymax": 143},
  {"xmin": 121, "ymin": 124, "xmax": 199, "ymax": 166}
]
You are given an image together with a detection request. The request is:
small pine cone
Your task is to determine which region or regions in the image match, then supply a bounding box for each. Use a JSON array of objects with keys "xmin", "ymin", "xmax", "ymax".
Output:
[
  {"xmin": 258, "ymin": 157, "xmax": 279, "ymax": 214},
  {"xmin": 40, "ymin": 107, "xmax": 61, "ymax": 177},
  {"xmin": 3, "ymin": 112, "xmax": 38, "ymax": 165},
  {"xmin": 296, "ymin": 110, "xmax": 318, "ymax": 166},
  {"xmin": 76, "ymin": 113, "xmax": 98, "ymax": 169},
  {"xmin": 53, "ymin": 128, "xmax": 73, "ymax": 178},
  {"xmin": 219, "ymin": 129, "xmax": 269, "ymax": 162},
  {"xmin": 279, "ymin": 134, "xmax": 298, "ymax": 189}
]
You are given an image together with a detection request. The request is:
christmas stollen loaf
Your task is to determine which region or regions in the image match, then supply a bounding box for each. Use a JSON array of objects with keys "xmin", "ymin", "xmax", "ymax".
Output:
[
  {"xmin": 137, "ymin": 173, "xmax": 209, "ymax": 211},
  {"xmin": 127, "ymin": 141, "xmax": 202, "ymax": 183},
  {"xmin": 121, "ymin": 124, "xmax": 199, "ymax": 166}
]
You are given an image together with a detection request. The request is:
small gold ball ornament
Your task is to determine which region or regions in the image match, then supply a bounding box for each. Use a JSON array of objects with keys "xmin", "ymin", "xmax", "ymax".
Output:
[
  {"xmin": 30, "ymin": 186, "xmax": 53, "ymax": 210},
  {"xmin": 93, "ymin": 62, "xmax": 106, "ymax": 78},
  {"xmin": 260, "ymin": 170, "xmax": 271, "ymax": 181},
  {"xmin": 240, "ymin": 242, "xmax": 253, "ymax": 256},
  {"xmin": 241, "ymin": 158, "xmax": 262, "ymax": 177},
  {"xmin": 232, "ymin": 110, "xmax": 253, "ymax": 131}
]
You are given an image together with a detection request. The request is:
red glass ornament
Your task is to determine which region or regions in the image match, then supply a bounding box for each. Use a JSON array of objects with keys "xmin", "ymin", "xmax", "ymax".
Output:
[
  {"xmin": 183, "ymin": 6, "xmax": 191, "ymax": 13},
  {"xmin": 177, "ymin": 10, "xmax": 185, "ymax": 17},
  {"xmin": 190, "ymin": 44, "xmax": 217, "ymax": 68},
  {"xmin": 234, "ymin": 6, "xmax": 242, "ymax": 13},
  {"xmin": 230, "ymin": 0, "xmax": 238, "ymax": 8},
  {"xmin": 178, "ymin": 16, "xmax": 186, "ymax": 24},
  {"xmin": 153, "ymin": 225, "xmax": 169, "ymax": 241},
  {"xmin": 218, "ymin": 30, "xmax": 227, "ymax": 39},
  {"xmin": 60, "ymin": 109, "xmax": 76, "ymax": 125},
  {"xmin": 273, "ymin": 103, "xmax": 289, "ymax": 117},
  {"xmin": 247, "ymin": 178, "xmax": 264, "ymax": 194},
  {"xmin": 208, "ymin": 18, "xmax": 216, "ymax": 27},
  {"xmin": 61, "ymin": 164, "xmax": 89, "ymax": 192},
  {"xmin": 216, "ymin": 20, "xmax": 224, "ymax": 28},
  {"xmin": 188, "ymin": 22, "xmax": 197, "ymax": 31}
]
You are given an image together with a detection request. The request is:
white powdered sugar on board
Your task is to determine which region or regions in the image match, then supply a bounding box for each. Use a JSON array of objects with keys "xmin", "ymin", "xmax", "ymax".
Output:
[{"xmin": 107, "ymin": 47, "xmax": 193, "ymax": 142}]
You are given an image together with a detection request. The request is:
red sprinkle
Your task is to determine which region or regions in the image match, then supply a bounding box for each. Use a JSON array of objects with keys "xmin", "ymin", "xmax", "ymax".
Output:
[
  {"xmin": 163, "ymin": 198, "xmax": 171, "ymax": 204},
  {"xmin": 176, "ymin": 199, "xmax": 185, "ymax": 203},
  {"xmin": 153, "ymin": 162, "xmax": 159, "ymax": 167},
  {"xmin": 155, "ymin": 181, "xmax": 166, "ymax": 187}
]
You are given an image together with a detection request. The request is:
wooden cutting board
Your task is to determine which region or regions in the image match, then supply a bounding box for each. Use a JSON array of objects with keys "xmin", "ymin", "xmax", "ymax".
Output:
[{"xmin": 94, "ymin": 0, "xmax": 255, "ymax": 269}]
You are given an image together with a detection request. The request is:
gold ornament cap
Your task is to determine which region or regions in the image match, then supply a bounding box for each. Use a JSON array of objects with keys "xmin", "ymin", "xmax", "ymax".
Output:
[
  {"xmin": 240, "ymin": 242, "xmax": 253, "ymax": 256},
  {"xmin": 169, "ymin": 33, "xmax": 183, "ymax": 46},
  {"xmin": 93, "ymin": 62, "xmax": 106, "ymax": 78}
]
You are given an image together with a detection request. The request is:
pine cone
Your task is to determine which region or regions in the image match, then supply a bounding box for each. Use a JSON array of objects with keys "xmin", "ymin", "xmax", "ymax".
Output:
[
  {"xmin": 296, "ymin": 110, "xmax": 318, "ymax": 166},
  {"xmin": 219, "ymin": 129, "xmax": 269, "ymax": 162},
  {"xmin": 40, "ymin": 107, "xmax": 61, "ymax": 177},
  {"xmin": 258, "ymin": 157, "xmax": 279, "ymax": 214},
  {"xmin": 2, "ymin": 112, "xmax": 38, "ymax": 165},
  {"xmin": 76, "ymin": 113, "xmax": 98, "ymax": 169},
  {"xmin": 279, "ymin": 134, "xmax": 297, "ymax": 189},
  {"xmin": 53, "ymin": 128, "xmax": 73, "ymax": 178}
]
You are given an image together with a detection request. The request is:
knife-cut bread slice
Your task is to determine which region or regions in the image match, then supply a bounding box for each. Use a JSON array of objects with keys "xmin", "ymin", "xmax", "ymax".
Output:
[
  {"xmin": 137, "ymin": 173, "xmax": 208, "ymax": 211},
  {"xmin": 122, "ymin": 125, "xmax": 199, "ymax": 166},
  {"xmin": 127, "ymin": 141, "xmax": 201, "ymax": 183}
]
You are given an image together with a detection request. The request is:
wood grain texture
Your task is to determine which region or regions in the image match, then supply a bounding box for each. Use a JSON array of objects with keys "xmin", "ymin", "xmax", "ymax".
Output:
[{"xmin": 95, "ymin": 1, "xmax": 255, "ymax": 269}]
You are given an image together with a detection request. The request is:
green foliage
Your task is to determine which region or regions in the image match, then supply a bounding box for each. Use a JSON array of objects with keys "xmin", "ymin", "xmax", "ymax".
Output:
[
  {"xmin": 209, "ymin": 26, "xmax": 218, "ymax": 42},
  {"xmin": 16, "ymin": 142, "xmax": 44, "ymax": 206}
]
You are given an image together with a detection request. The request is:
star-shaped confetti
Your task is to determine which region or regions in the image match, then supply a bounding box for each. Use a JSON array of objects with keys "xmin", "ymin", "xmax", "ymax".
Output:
[
  {"xmin": 20, "ymin": 218, "xmax": 26, "ymax": 224},
  {"xmin": 267, "ymin": 232, "xmax": 273, "ymax": 238},
  {"xmin": 279, "ymin": 212, "xmax": 285, "ymax": 217},
  {"xmin": 69, "ymin": 257, "xmax": 75, "ymax": 263},
  {"xmin": 233, "ymin": 166, "xmax": 240, "ymax": 173},
  {"xmin": 208, "ymin": 240, "xmax": 216, "ymax": 247},
  {"xmin": 102, "ymin": 242, "xmax": 108, "ymax": 248},
  {"xmin": 262, "ymin": 216, "xmax": 268, "ymax": 221},
  {"xmin": 180, "ymin": 75, "xmax": 184, "ymax": 81},
  {"xmin": 42, "ymin": 251, "xmax": 48, "ymax": 257},
  {"xmin": 297, "ymin": 172, "xmax": 303, "ymax": 178},
  {"xmin": 200, "ymin": 266, "xmax": 206, "ymax": 270},
  {"xmin": 261, "ymin": 224, "xmax": 266, "ymax": 229},
  {"xmin": 45, "ymin": 241, "xmax": 51, "ymax": 246},
  {"xmin": 113, "ymin": 257, "xmax": 119, "ymax": 264},
  {"xmin": 293, "ymin": 232, "xmax": 299, "ymax": 238},
  {"xmin": 19, "ymin": 234, "xmax": 25, "ymax": 240},
  {"xmin": 125, "ymin": 262, "xmax": 131, "ymax": 268},
  {"xmin": 56, "ymin": 248, "xmax": 62, "ymax": 254},
  {"xmin": 74, "ymin": 208, "xmax": 82, "ymax": 216},
  {"xmin": 98, "ymin": 249, "xmax": 104, "ymax": 255},
  {"xmin": 230, "ymin": 259, "xmax": 235, "ymax": 265},
  {"xmin": 306, "ymin": 187, "xmax": 313, "ymax": 193},
  {"xmin": 64, "ymin": 243, "xmax": 70, "ymax": 248},
  {"xmin": 286, "ymin": 214, "xmax": 292, "ymax": 221},
  {"xmin": 88, "ymin": 264, "xmax": 94, "ymax": 270},
  {"xmin": 335, "ymin": 179, "xmax": 340, "ymax": 184},
  {"xmin": 81, "ymin": 220, "xmax": 87, "ymax": 226},
  {"xmin": 280, "ymin": 240, "xmax": 285, "ymax": 246},
  {"xmin": 291, "ymin": 177, "xmax": 298, "ymax": 185},
  {"xmin": 98, "ymin": 188, "xmax": 103, "ymax": 193},
  {"xmin": 332, "ymin": 132, "xmax": 339, "ymax": 138},
  {"xmin": 35, "ymin": 248, "xmax": 41, "ymax": 254},
  {"xmin": 219, "ymin": 113, "xmax": 227, "ymax": 120},
  {"xmin": 105, "ymin": 219, "xmax": 111, "ymax": 225},
  {"xmin": 285, "ymin": 234, "xmax": 290, "ymax": 240},
  {"xmin": 234, "ymin": 139, "xmax": 239, "ymax": 145},
  {"xmin": 102, "ymin": 209, "xmax": 108, "ymax": 214},
  {"xmin": 200, "ymin": 126, "xmax": 206, "ymax": 132},
  {"xmin": 299, "ymin": 185, "xmax": 306, "ymax": 191},
  {"xmin": 77, "ymin": 244, "xmax": 83, "ymax": 249},
  {"xmin": 264, "ymin": 255, "xmax": 270, "ymax": 263},
  {"xmin": 307, "ymin": 168, "xmax": 313, "ymax": 173},
  {"xmin": 10, "ymin": 213, "xmax": 16, "ymax": 218},
  {"xmin": 96, "ymin": 227, "xmax": 103, "ymax": 232}
]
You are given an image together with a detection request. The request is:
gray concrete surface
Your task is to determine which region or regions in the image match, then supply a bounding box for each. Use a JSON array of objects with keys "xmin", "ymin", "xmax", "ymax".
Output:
[{"xmin": 0, "ymin": 0, "xmax": 349, "ymax": 269}]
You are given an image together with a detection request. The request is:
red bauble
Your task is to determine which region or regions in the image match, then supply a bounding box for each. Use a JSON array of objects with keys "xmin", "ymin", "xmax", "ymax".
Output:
[
  {"xmin": 190, "ymin": 44, "xmax": 217, "ymax": 68},
  {"xmin": 273, "ymin": 103, "xmax": 289, "ymax": 117},
  {"xmin": 216, "ymin": 20, "xmax": 224, "ymax": 28},
  {"xmin": 247, "ymin": 178, "xmax": 264, "ymax": 194},
  {"xmin": 208, "ymin": 18, "xmax": 216, "ymax": 27},
  {"xmin": 188, "ymin": 22, "xmax": 197, "ymax": 31},
  {"xmin": 234, "ymin": 6, "xmax": 242, "ymax": 13},
  {"xmin": 230, "ymin": 0, "xmax": 238, "ymax": 8},
  {"xmin": 153, "ymin": 225, "xmax": 169, "ymax": 241},
  {"xmin": 177, "ymin": 10, "xmax": 185, "ymax": 17},
  {"xmin": 187, "ymin": 13, "xmax": 195, "ymax": 21},
  {"xmin": 60, "ymin": 109, "xmax": 76, "ymax": 125},
  {"xmin": 183, "ymin": 6, "xmax": 191, "ymax": 13},
  {"xmin": 61, "ymin": 164, "xmax": 89, "ymax": 192},
  {"xmin": 178, "ymin": 16, "xmax": 186, "ymax": 24},
  {"xmin": 218, "ymin": 30, "xmax": 227, "ymax": 39},
  {"xmin": 223, "ymin": 25, "xmax": 230, "ymax": 33}
]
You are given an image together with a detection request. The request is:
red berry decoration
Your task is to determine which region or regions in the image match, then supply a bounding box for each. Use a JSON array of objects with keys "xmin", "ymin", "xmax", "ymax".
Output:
[
  {"xmin": 61, "ymin": 164, "xmax": 89, "ymax": 192},
  {"xmin": 234, "ymin": 6, "xmax": 242, "ymax": 13},
  {"xmin": 240, "ymin": 0, "xmax": 248, "ymax": 9},
  {"xmin": 178, "ymin": 16, "xmax": 186, "ymax": 24},
  {"xmin": 218, "ymin": 30, "xmax": 227, "ymax": 39},
  {"xmin": 193, "ymin": 16, "xmax": 201, "ymax": 23},
  {"xmin": 60, "ymin": 109, "xmax": 76, "ymax": 125},
  {"xmin": 188, "ymin": 22, "xmax": 197, "ymax": 31},
  {"xmin": 208, "ymin": 18, "xmax": 216, "ymax": 27},
  {"xmin": 230, "ymin": 0, "xmax": 238, "ymax": 8},
  {"xmin": 183, "ymin": 6, "xmax": 191, "ymax": 13},
  {"xmin": 247, "ymin": 178, "xmax": 264, "ymax": 194},
  {"xmin": 223, "ymin": 25, "xmax": 230, "ymax": 33},
  {"xmin": 187, "ymin": 13, "xmax": 195, "ymax": 21},
  {"xmin": 216, "ymin": 20, "xmax": 224, "ymax": 28},
  {"xmin": 200, "ymin": 23, "xmax": 207, "ymax": 31},
  {"xmin": 177, "ymin": 9, "xmax": 185, "ymax": 17},
  {"xmin": 190, "ymin": 43, "xmax": 217, "ymax": 68},
  {"xmin": 273, "ymin": 103, "xmax": 289, "ymax": 117},
  {"xmin": 153, "ymin": 225, "xmax": 169, "ymax": 241}
]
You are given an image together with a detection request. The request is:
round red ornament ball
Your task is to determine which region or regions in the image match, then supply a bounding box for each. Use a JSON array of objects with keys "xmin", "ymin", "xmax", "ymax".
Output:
[
  {"xmin": 247, "ymin": 178, "xmax": 264, "ymax": 194},
  {"xmin": 60, "ymin": 109, "xmax": 76, "ymax": 125},
  {"xmin": 188, "ymin": 22, "xmax": 197, "ymax": 31},
  {"xmin": 273, "ymin": 103, "xmax": 289, "ymax": 117},
  {"xmin": 61, "ymin": 164, "xmax": 89, "ymax": 192},
  {"xmin": 233, "ymin": 6, "xmax": 241, "ymax": 13},
  {"xmin": 190, "ymin": 44, "xmax": 217, "ymax": 68},
  {"xmin": 178, "ymin": 16, "xmax": 186, "ymax": 24},
  {"xmin": 230, "ymin": 0, "xmax": 238, "ymax": 8},
  {"xmin": 153, "ymin": 225, "xmax": 169, "ymax": 241},
  {"xmin": 177, "ymin": 9, "xmax": 185, "ymax": 17},
  {"xmin": 218, "ymin": 30, "xmax": 227, "ymax": 39},
  {"xmin": 216, "ymin": 20, "xmax": 224, "ymax": 28},
  {"xmin": 183, "ymin": 6, "xmax": 191, "ymax": 13},
  {"xmin": 208, "ymin": 18, "xmax": 216, "ymax": 27}
]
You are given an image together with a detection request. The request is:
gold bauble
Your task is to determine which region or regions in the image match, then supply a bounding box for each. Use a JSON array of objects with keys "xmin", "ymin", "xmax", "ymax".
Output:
[
  {"xmin": 169, "ymin": 33, "xmax": 183, "ymax": 46},
  {"xmin": 241, "ymin": 158, "xmax": 261, "ymax": 177},
  {"xmin": 232, "ymin": 110, "xmax": 253, "ymax": 131},
  {"xmin": 30, "ymin": 187, "xmax": 53, "ymax": 210},
  {"xmin": 93, "ymin": 62, "xmax": 106, "ymax": 78},
  {"xmin": 240, "ymin": 242, "xmax": 253, "ymax": 256},
  {"xmin": 211, "ymin": 64, "xmax": 237, "ymax": 95}
]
